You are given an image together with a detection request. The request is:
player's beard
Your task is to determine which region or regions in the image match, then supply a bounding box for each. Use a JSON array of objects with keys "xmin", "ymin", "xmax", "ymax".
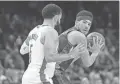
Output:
[
  {"xmin": 55, "ymin": 20, "xmax": 61, "ymax": 34},
  {"xmin": 56, "ymin": 19, "xmax": 60, "ymax": 26},
  {"xmin": 55, "ymin": 20, "xmax": 60, "ymax": 28}
]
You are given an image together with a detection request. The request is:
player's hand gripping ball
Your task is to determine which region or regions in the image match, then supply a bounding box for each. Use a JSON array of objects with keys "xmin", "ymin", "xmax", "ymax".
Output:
[{"xmin": 87, "ymin": 32, "xmax": 105, "ymax": 52}]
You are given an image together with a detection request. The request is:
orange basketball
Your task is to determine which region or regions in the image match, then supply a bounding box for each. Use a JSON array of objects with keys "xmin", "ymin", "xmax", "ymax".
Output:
[{"xmin": 87, "ymin": 32, "xmax": 105, "ymax": 51}]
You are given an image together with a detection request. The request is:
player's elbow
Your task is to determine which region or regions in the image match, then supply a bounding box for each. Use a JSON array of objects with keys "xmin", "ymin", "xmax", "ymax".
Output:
[
  {"xmin": 83, "ymin": 63, "xmax": 91, "ymax": 68},
  {"xmin": 20, "ymin": 48, "xmax": 24, "ymax": 55},
  {"xmin": 45, "ymin": 57, "xmax": 54, "ymax": 63},
  {"xmin": 45, "ymin": 54, "xmax": 54, "ymax": 63},
  {"xmin": 20, "ymin": 45, "xmax": 29, "ymax": 55},
  {"xmin": 20, "ymin": 47, "xmax": 26, "ymax": 55}
]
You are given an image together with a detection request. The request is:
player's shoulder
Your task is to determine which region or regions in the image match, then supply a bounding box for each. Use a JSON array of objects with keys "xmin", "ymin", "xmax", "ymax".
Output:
[
  {"xmin": 46, "ymin": 27, "xmax": 58, "ymax": 36},
  {"xmin": 36, "ymin": 25, "xmax": 58, "ymax": 35},
  {"xmin": 29, "ymin": 25, "xmax": 43, "ymax": 35},
  {"xmin": 29, "ymin": 26, "xmax": 38, "ymax": 35},
  {"xmin": 68, "ymin": 30, "xmax": 86, "ymax": 39},
  {"xmin": 68, "ymin": 30, "xmax": 87, "ymax": 45}
]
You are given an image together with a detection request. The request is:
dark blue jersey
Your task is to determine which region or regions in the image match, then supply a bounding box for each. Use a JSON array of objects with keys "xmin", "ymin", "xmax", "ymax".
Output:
[{"xmin": 58, "ymin": 27, "xmax": 78, "ymax": 71}]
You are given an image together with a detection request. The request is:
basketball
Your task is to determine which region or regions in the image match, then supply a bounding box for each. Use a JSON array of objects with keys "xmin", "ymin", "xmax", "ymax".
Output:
[{"xmin": 87, "ymin": 32, "xmax": 105, "ymax": 51}]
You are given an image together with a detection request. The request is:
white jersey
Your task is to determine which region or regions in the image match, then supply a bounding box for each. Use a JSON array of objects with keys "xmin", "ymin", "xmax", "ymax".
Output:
[{"xmin": 22, "ymin": 25, "xmax": 56, "ymax": 84}]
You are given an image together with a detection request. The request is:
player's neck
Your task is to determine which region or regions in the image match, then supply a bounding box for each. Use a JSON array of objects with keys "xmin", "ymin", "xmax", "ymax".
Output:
[{"xmin": 42, "ymin": 19, "xmax": 55, "ymax": 28}]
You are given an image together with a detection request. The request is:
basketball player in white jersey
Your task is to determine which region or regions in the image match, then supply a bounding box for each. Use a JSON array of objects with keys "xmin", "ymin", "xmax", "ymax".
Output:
[{"xmin": 20, "ymin": 4, "xmax": 85, "ymax": 84}]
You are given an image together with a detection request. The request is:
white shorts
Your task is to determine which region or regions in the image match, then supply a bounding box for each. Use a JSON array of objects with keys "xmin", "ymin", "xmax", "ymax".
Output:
[
  {"xmin": 22, "ymin": 69, "xmax": 53, "ymax": 84},
  {"xmin": 22, "ymin": 69, "xmax": 41, "ymax": 84}
]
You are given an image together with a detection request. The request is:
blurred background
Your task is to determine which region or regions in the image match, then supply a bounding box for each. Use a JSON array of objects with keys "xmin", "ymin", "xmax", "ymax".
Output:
[{"xmin": 0, "ymin": 1, "xmax": 119, "ymax": 84}]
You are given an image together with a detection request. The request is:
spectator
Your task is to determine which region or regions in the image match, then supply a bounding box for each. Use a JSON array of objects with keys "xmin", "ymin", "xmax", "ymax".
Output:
[
  {"xmin": 81, "ymin": 77, "xmax": 90, "ymax": 84},
  {"xmin": 5, "ymin": 34, "xmax": 16, "ymax": 53},
  {"xmin": 112, "ymin": 77, "xmax": 119, "ymax": 84},
  {"xmin": 4, "ymin": 54, "xmax": 15, "ymax": 69},
  {"xmin": 15, "ymin": 35, "xmax": 23, "ymax": 49},
  {"xmin": 94, "ymin": 46, "xmax": 117, "ymax": 70},
  {"xmin": 0, "ymin": 61, "xmax": 7, "ymax": 84},
  {"xmin": 0, "ymin": 28, "xmax": 5, "ymax": 49},
  {"xmin": 4, "ymin": 51, "xmax": 25, "ymax": 70},
  {"xmin": 2, "ymin": 79, "xmax": 10, "ymax": 84}
]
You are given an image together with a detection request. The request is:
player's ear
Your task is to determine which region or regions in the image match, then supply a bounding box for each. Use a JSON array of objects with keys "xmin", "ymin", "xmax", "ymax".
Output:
[
  {"xmin": 75, "ymin": 20, "xmax": 79, "ymax": 25},
  {"xmin": 75, "ymin": 20, "xmax": 79, "ymax": 27},
  {"xmin": 53, "ymin": 15, "xmax": 59, "ymax": 23}
]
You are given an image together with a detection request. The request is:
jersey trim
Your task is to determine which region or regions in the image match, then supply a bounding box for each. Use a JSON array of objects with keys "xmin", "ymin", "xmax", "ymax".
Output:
[{"xmin": 40, "ymin": 58, "xmax": 47, "ymax": 82}]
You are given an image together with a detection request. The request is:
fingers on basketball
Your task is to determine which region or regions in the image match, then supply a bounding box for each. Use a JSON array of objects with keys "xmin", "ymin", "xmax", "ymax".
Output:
[{"xmin": 87, "ymin": 32, "xmax": 105, "ymax": 50}]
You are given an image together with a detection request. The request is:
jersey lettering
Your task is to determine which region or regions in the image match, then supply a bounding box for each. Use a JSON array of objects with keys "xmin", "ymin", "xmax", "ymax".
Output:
[
  {"xmin": 32, "ymin": 34, "xmax": 38, "ymax": 41},
  {"xmin": 28, "ymin": 33, "xmax": 38, "ymax": 63},
  {"xmin": 25, "ymin": 34, "xmax": 38, "ymax": 44},
  {"xmin": 25, "ymin": 36, "xmax": 31, "ymax": 46}
]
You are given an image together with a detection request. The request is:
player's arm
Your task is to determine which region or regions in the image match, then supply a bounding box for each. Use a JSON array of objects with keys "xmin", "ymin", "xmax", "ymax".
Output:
[
  {"xmin": 20, "ymin": 36, "xmax": 30, "ymax": 55},
  {"xmin": 44, "ymin": 29, "xmax": 83, "ymax": 63},
  {"xmin": 80, "ymin": 49, "xmax": 99, "ymax": 67},
  {"xmin": 44, "ymin": 29, "xmax": 73, "ymax": 63},
  {"xmin": 68, "ymin": 31, "xmax": 99, "ymax": 67}
]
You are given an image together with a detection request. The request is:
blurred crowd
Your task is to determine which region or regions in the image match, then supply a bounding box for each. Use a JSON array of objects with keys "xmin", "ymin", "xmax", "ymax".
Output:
[{"xmin": 0, "ymin": 1, "xmax": 119, "ymax": 84}]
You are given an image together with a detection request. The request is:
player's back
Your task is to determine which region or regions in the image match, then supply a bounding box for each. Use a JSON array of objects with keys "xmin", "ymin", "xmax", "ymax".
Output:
[
  {"xmin": 22, "ymin": 25, "xmax": 56, "ymax": 84},
  {"xmin": 27, "ymin": 25, "xmax": 56, "ymax": 70},
  {"xmin": 27, "ymin": 25, "xmax": 43, "ymax": 69}
]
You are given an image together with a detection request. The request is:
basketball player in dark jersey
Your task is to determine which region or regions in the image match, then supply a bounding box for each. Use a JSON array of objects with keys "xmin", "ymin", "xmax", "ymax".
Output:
[{"xmin": 52, "ymin": 10, "xmax": 104, "ymax": 84}]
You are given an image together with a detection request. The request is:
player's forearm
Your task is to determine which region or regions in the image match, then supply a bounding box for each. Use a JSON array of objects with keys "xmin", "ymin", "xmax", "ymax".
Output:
[
  {"xmin": 89, "ymin": 52, "xmax": 99, "ymax": 66},
  {"xmin": 80, "ymin": 49, "xmax": 98, "ymax": 67},
  {"xmin": 46, "ymin": 53, "xmax": 73, "ymax": 63}
]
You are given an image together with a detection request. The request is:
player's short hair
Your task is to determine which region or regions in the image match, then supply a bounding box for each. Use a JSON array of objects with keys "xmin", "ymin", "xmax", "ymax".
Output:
[{"xmin": 42, "ymin": 4, "xmax": 62, "ymax": 19}]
